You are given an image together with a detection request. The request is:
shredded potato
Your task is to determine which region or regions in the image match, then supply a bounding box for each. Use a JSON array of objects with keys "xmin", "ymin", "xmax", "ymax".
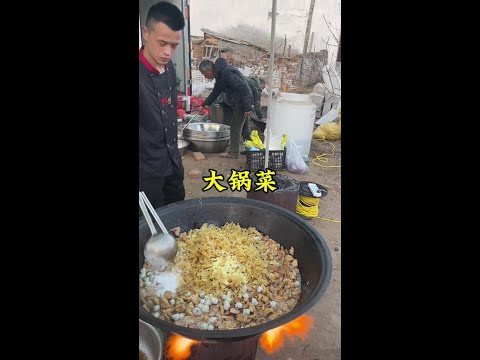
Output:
[
  {"xmin": 140, "ymin": 223, "xmax": 302, "ymax": 330},
  {"xmin": 175, "ymin": 223, "xmax": 275, "ymax": 296}
]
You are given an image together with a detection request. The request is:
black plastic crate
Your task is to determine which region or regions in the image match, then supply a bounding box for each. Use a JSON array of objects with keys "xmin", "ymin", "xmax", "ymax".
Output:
[{"xmin": 246, "ymin": 148, "xmax": 286, "ymax": 171}]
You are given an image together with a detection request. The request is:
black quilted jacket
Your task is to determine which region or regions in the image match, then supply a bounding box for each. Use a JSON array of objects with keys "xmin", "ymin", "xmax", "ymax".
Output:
[{"xmin": 203, "ymin": 58, "xmax": 253, "ymax": 112}]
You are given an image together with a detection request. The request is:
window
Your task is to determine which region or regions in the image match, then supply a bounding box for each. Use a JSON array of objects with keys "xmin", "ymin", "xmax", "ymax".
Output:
[{"xmin": 203, "ymin": 45, "xmax": 219, "ymax": 59}]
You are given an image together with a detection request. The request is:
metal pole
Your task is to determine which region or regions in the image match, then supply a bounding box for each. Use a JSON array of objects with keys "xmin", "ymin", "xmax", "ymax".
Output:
[{"xmin": 264, "ymin": 0, "xmax": 277, "ymax": 170}]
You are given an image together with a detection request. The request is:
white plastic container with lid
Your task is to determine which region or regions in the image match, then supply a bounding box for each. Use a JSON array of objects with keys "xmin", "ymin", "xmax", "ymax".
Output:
[{"xmin": 270, "ymin": 93, "xmax": 317, "ymax": 160}]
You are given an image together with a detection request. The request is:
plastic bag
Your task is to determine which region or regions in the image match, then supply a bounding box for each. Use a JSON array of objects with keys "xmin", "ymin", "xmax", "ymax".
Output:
[
  {"xmin": 313, "ymin": 121, "xmax": 341, "ymax": 140},
  {"xmin": 189, "ymin": 96, "xmax": 206, "ymax": 115},
  {"xmin": 315, "ymin": 99, "xmax": 341, "ymax": 125},
  {"xmin": 286, "ymin": 140, "xmax": 309, "ymax": 175},
  {"xmin": 245, "ymin": 130, "xmax": 265, "ymax": 150}
]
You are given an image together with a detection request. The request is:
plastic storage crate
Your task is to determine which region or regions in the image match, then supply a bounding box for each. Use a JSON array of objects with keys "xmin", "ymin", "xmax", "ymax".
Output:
[{"xmin": 246, "ymin": 148, "xmax": 286, "ymax": 171}]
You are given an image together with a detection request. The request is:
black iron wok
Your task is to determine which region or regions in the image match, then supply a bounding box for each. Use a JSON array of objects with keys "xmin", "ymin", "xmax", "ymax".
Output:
[{"xmin": 139, "ymin": 197, "xmax": 332, "ymax": 341}]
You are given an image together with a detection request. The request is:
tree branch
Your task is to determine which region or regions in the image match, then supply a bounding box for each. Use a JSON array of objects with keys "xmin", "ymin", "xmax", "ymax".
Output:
[
  {"xmin": 321, "ymin": 37, "xmax": 338, "ymax": 48},
  {"xmin": 323, "ymin": 14, "xmax": 339, "ymax": 44}
]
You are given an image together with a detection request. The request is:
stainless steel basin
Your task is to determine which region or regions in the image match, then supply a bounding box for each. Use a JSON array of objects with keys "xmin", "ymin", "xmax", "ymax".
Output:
[
  {"xmin": 188, "ymin": 138, "xmax": 229, "ymax": 153},
  {"xmin": 177, "ymin": 139, "xmax": 190, "ymax": 156},
  {"xmin": 183, "ymin": 123, "xmax": 230, "ymax": 140},
  {"xmin": 139, "ymin": 319, "xmax": 163, "ymax": 360}
]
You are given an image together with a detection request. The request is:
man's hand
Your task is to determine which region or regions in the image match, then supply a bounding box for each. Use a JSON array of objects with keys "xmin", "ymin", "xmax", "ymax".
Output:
[{"xmin": 244, "ymin": 111, "xmax": 252, "ymax": 117}]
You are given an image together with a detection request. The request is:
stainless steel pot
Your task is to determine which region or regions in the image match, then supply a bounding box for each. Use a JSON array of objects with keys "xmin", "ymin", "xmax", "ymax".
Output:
[{"xmin": 209, "ymin": 103, "xmax": 225, "ymax": 124}]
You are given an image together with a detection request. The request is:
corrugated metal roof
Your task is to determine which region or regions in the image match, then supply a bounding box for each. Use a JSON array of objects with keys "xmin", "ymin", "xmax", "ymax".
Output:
[{"xmin": 200, "ymin": 28, "xmax": 268, "ymax": 52}]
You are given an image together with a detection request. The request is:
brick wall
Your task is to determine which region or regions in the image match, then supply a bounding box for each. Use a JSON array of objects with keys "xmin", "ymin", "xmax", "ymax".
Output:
[{"xmin": 191, "ymin": 42, "xmax": 317, "ymax": 92}]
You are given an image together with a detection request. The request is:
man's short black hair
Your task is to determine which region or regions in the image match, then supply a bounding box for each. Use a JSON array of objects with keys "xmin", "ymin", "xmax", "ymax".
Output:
[
  {"xmin": 199, "ymin": 59, "xmax": 214, "ymax": 72},
  {"xmin": 146, "ymin": 1, "xmax": 185, "ymax": 31}
]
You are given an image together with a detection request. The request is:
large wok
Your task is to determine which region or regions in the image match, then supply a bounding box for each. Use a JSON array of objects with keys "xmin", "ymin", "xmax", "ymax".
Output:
[{"xmin": 139, "ymin": 197, "xmax": 332, "ymax": 341}]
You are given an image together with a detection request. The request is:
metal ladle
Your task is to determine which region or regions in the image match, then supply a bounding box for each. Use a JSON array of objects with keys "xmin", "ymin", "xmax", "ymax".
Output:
[
  {"xmin": 184, "ymin": 112, "xmax": 202, "ymax": 128},
  {"xmin": 139, "ymin": 192, "xmax": 178, "ymax": 268}
]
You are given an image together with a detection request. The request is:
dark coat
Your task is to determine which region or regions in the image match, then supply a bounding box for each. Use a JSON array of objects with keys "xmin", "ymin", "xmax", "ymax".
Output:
[
  {"xmin": 139, "ymin": 59, "xmax": 183, "ymax": 179},
  {"xmin": 203, "ymin": 58, "xmax": 253, "ymax": 113}
]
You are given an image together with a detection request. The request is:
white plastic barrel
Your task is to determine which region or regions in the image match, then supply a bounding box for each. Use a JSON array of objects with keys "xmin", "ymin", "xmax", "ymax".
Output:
[{"xmin": 270, "ymin": 93, "xmax": 317, "ymax": 159}]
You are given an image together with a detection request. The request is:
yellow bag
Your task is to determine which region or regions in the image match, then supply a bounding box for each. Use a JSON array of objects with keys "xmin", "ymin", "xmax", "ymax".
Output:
[
  {"xmin": 244, "ymin": 130, "xmax": 265, "ymax": 150},
  {"xmin": 313, "ymin": 121, "xmax": 341, "ymax": 140},
  {"xmin": 250, "ymin": 130, "xmax": 265, "ymax": 150}
]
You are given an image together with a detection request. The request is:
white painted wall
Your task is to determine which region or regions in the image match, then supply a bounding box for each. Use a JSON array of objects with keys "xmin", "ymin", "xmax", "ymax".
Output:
[{"xmin": 190, "ymin": 0, "xmax": 341, "ymax": 64}]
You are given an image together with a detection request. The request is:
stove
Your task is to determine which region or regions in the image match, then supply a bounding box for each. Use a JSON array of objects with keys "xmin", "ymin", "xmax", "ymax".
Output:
[{"xmin": 163, "ymin": 331, "xmax": 261, "ymax": 360}]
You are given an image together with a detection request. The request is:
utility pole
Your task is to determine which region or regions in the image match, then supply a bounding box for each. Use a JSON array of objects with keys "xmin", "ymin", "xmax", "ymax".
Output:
[
  {"xmin": 299, "ymin": 0, "xmax": 316, "ymax": 85},
  {"xmin": 308, "ymin": 32, "xmax": 314, "ymax": 52}
]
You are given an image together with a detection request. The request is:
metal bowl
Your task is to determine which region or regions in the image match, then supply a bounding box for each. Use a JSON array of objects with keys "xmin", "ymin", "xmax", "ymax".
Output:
[
  {"xmin": 177, "ymin": 140, "xmax": 190, "ymax": 156},
  {"xmin": 188, "ymin": 138, "xmax": 229, "ymax": 153},
  {"xmin": 139, "ymin": 319, "xmax": 163, "ymax": 360},
  {"xmin": 184, "ymin": 123, "xmax": 230, "ymax": 140}
]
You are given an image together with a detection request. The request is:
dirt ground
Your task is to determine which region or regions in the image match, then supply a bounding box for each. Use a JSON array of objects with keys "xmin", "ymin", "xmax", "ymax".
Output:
[{"xmin": 181, "ymin": 139, "xmax": 341, "ymax": 360}]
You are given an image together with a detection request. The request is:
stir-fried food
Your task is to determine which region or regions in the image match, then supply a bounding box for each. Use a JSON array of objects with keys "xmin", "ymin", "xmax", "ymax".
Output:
[{"xmin": 139, "ymin": 223, "xmax": 301, "ymax": 330}]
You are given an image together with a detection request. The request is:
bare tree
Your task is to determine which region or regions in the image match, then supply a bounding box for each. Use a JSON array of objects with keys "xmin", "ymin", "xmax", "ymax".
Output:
[
  {"xmin": 299, "ymin": 13, "xmax": 341, "ymax": 90},
  {"xmin": 322, "ymin": 14, "xmax": 341, "ymax": 71}
]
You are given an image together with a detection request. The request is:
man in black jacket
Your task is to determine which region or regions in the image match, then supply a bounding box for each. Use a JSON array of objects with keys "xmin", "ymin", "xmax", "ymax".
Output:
[
  {"xmin": 139, "ymin": 2, "xmax": 185, "ymax": 209},
  {"xmin": 245, "ymin": 75, "xmax": 266, "ymax": 135},
  {"xmin": 200, "ymin": 58, "xmax": 253, "ymax": 159}
]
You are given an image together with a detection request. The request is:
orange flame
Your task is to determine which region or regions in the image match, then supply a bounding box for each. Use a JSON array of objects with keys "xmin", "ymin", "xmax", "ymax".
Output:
[
  {"xmin": 260, "ymin": 314, "xmax": 314, "ymax": 354},
  {"xmin": 165, "ymin": 334, "xmax": 200, "ymax": 360}
]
